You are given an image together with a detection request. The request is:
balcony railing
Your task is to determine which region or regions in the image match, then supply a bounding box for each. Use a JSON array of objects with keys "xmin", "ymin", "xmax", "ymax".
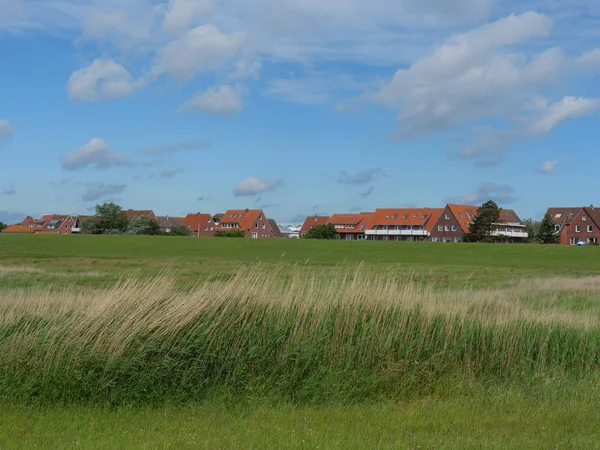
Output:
[
  {"xmin": 365, "ymin": 229, "xmax": 429, "ymax": 236},
  {"xmin": 490, "ymin": 230, "xmax": 529, "ymax": 238},
  {"xmin": 71, "ymin": 227, "xmax": 81, "ymax": 233}
]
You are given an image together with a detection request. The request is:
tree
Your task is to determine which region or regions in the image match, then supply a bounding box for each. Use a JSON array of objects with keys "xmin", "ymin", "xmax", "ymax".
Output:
[
  {"xmin": 538, "ymin": 212, "xmax": 560, "ymax": 244},
  {"xmin": 127, "ymin": 215, "xmax": 161, "ymax": 235},
  {"xmin": 169, "ymin": 225, "xmax": 192, "ymax": 236},
  {"xmin": 303, "ymin": 223, "xmax": 336, "ymax": 239},
  {"xmin": 214, "ymin": 230, "xmax": 246, "ymax": 238},
  {"xmin": 0, "ymin": 222, "xmax": 7, "ymax": 232},
  {"xmin": 82, "ymin": 203, "xmax": 129, "ymax": 234},
  {"xmin": 465, "ymin": 200, "xmax": 500, "ymax": 243},
  {"xmin": 523, "ymin": 218, "xmax": 540, "ymax": 243}
]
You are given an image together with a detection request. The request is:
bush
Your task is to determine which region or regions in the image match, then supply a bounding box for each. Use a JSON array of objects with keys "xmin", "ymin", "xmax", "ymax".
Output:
[
  {"xmin": 214, "ymin": 230, "xmax": 245, "ymax": 238},
  {"xmin": 303, "ymin": 224, "xmax": 336, "ymax": 239},
  {"xmin": 168, "ymin": 225, "xmax": 192, "ymax": 237},
  {"xmin": 127, "ymin": 216, "xmax": 162, "ymax": 236}
]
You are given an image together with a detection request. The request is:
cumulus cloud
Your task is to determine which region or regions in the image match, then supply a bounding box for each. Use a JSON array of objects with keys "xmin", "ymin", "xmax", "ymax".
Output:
[
  {"xmin": 67, "ymin": 59, "xmax": 141, "ymax": 101},
  {"xmin": 446, "ymin": 183, "xmax": 518, "ymax": 205},
  {"xmin": 143, "ymin": 140, "xmax": 211, "ymax": 155},
  {"xmin": 539, "ymin": 156, "xmax": 567, "ymax": 174},
  {"xmin": 62, "ymin": 138, "xmax": 131, "ymax": 170},
  {"xmin": 162, "ymin": 0, "xmax": 212, "ymax": 35},
  {"xmin": 0, "ymin": 119, "xmax": 15, "ymax": 139},
  {"xmin": 338, "ymin": 168, "xmax": 383, "ymax": 185},
  {"xmin": 181, "ymin": 85, "xmax": 243, "ymax": 114},
  {"xmin": 161, "ymin": 167, "xmax": 186, "ymax": 177},
  {"xmin": 81, "ymin": 183, "xmax": 127, "ymax": 202},
  {"xmin": 153, "ymin": 25, "xmax": 244, "ymax": 80},
  {"xmin": 233, "ymin": 177, "xmax": 284, "ymax": 196}
]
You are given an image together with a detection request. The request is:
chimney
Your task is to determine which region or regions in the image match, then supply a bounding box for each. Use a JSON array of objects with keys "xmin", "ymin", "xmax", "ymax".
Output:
[{"xmin": 245, "ymin": 208, "xmax": 249, "ymax": 213}]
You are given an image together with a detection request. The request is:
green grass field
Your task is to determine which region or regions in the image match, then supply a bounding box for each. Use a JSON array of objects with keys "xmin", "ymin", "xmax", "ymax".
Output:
[{"xmin": 1, "ymin": 234, "xmax": 600, "ymax": 448}]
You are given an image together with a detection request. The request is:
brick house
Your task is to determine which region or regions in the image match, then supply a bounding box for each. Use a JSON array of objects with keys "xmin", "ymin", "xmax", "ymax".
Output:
[
  {"xmin": 300, "ymin": 216, "xmax": 330, "ymax": 237},
  {"xmin": 183, "ymin": 213, "xmax": 215, "ymax": 237},
  {"xmin": 329, "ymin": 213, "xmax": 374, "ymax": 240},
  {"xmin": 217, "ymin": 209, "xmax": 277, "ymax": 238},
  {"xmin": 365, "ymin": 208, "xmax": 443, "ymax": 242},
  {"xmin": 547, "ymin": 206, "xmax": 600, "ymax": 245},
  {"xmin": 429, "ymin": 204, "xmax": 527, "ymax": 243}
]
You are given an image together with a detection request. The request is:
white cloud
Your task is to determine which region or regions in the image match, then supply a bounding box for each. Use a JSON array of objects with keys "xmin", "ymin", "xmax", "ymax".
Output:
[
  {"xmin": 81, "ymin": 183, "xmax": 127, "ymax": 202},
  {"xmin": 530, "ymin": 96, "xmax": 600, "ymax": 134},
  {"xmin": 181, "ymin": 85, "xmax": 243, "ymax": 114},
  {"xmin": 62, "ymin": 138, "xmax": 132, "ymax": 170},
  {"xmin": 539, "ymin": 156, "xmax": 567, "ymax": 174},
  {"xmin": 67, "ymin": 59, "xmax": 141, "ymax": 102},
  {"xmin": 162, "ymin": 0, "xmax": 212, "ymax": 35},
  {"xmin": 0, "ymin": 119, "xmax": 15, "ymax": 138},
  {"xmin": 143, "ymin": 140, "xmax": 211, "ymax": 155},
  {"xmin": 230, "ymin": 59, "xmax": 261, "ymax": 80},
  {"xmin": 447, "ymin": 183, "xmax": 518, "ymax": 205},
  {"xmin": 153, "ymin": 25, "xmax": 244, "ymax": 80},
  {"xmin": 338, "ymin": 168, "xmax": 383, "ymax": 185},
  {"xmin": 234, "ymin": 177, "xmax": 284, "ymax": 196}
]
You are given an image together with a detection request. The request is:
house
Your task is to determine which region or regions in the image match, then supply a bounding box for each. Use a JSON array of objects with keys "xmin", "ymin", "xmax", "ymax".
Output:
[
  {"xmin": 34, "ymin": 215, "xmax": 77, "ymax": 234},
  {"xmin": 267, "ymin": 219, "xmax": 285, "ymax": 238},
  {"xmin": 1, "ymin": 224, "xmax": 36, "ymax": 234},
  {"xmin": 183, "ymin": 213, "xmax": 215, "ymax": 237},
  {"xmin": 547, "ymin": 206, "xmax": 600, "ymax": 245},
  {"xmin": 21, "ymin": 216, "xmax": 37, "ymax": 230},
  {"xmin": 431, "ymin": 204, "xmax": 528, "ymax": 243},
  {"xmin": 329, "ymin": 213, "xmax": 374, "ymax": 240},
  {"xmin": 217, "ymin": 209, "xmax": 277, "ymax": 238},
  {"xmin": 212, "ymin": 213, "xmax": 224, "ymax": 225},
  {"xmin": 122, "ymin": 209, "xmax": 157, "ymax": 222},
  {"xmin": 366, "ymin": 208, "xmax": 443, "ymax": 242},
  {"xmin": 72, "ymin": 215, "xmax": 91, "ymax": 233},
  {"xmin": 156, "ymin": 215, "xmax": 185, "ymax": 233},
  {"xmin": 300, "ymin": 216, "xmax": 330, "ymax": 237},
  {"xmin": 33, "ymin": 215, "xmax": 53, "ymax": 232}
]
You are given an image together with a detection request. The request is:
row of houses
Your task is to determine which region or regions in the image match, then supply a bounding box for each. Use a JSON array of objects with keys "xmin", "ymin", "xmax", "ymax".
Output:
[
  {"xmin": 300, "ymin": 204, "xmax": 528, "ymax": 243},
  {"xmin": 1, "ymin": 209, "xmax": 284, "ymax": 239},
  {"xmin": 3, "ymin": 204, "xmax": 600, "ymax": 245}
]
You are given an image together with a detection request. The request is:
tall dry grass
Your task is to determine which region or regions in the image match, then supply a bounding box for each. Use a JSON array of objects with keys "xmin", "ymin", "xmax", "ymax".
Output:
[{"xmin": 1, "ymin": 267, "xmax": 600, "ymax": 405}]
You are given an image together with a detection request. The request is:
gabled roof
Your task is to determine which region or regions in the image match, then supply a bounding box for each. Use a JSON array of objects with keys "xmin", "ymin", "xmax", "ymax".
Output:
[
  {"xmin": 1, "ymin": 224, "xmax": 36, "ymax": 234},
  {"xmin": 183, "ymin": 213, "xmax": 212, "ymax": 228},
  {"xmin": 546, "ymin": 207, "xmax": 584, "ymax": 226},
  {"xmin": 267, "ymin": 219, "xmax": 284, "ymax": 237},
  {"xmin": 156, "ymin": 216, "xmax": 185, "ymax": 229},
  {"xmin": 220, "ymin": 210, "xmax": 264, "ymax": 231},
  {"xmin": 300, "ymin": 216, "xmax": 330, "ymax": 234},
  {"xmin": 329, "ymin": 213, "xmax": 375, "ymax": 233},
  {"xmin": 122, "ymin": 210, "xmax": 155, "ymax": 221},
  {"xmin": 448, "ymin": 204, "xmax": 525, "ymax": 233},
  {"xmin": 371, "ymin": 208, "xmax": 444, "ymax": 229}
]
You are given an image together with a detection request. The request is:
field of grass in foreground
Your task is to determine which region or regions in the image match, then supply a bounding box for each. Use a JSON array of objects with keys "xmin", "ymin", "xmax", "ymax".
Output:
[{"xmin": 2, "ymin": 235, "xmax": 600, "ymax": 446}]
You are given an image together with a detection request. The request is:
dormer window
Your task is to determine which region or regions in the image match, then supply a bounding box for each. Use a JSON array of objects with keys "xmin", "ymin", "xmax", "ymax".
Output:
[
  {"xmin": 391, "ymin": 215, "xmax": 397, "ymax": 219},
  {"xmin": 402, "ymin": 214, "xmax": 409, "ymax": 220}
]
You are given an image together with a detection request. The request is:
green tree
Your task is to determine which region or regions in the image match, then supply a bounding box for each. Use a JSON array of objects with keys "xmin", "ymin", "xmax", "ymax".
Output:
[
  {"xmin": 214, "ymin": 230, "xmax": 245, "ymax": 238},
  {"xmin": 465, "ymin": 200, "xmax": 501, "ymax": 243},
  {"xmin": 169, "ymin": 225, "xmax": 192, "ymax": 236},
  {"xmin": 303, "ymin": 223, "xmax": 337, "ymax": 239},
  {"xmin": 81, "ymin": 203, "xmax": 129, "ymax": 234},
  {"xmin": 538, "ymin": 212, "xmax": 560, "ymax": 244},
  {"xmin": 0, "ymin": 222, "xmax": 7, "ymax": 232},
  {"xmin": 523, "ymin": 218, "xmax": 540, "ymax": 243},
  {"xmin": 127, "ymin": 215, "xmax": 162, "ymax": 235},
  {"xmin": 80, "ymin": 217, "xmax": 102, "ymax": 235}
]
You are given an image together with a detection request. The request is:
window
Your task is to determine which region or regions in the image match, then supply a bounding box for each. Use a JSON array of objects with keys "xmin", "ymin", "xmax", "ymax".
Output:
[
  {"xmin": 451, "ymin": 225, "xmax": 457, "ymax": 231},
  {"xmin": 443, "ymin": 237, "xmax": 451, "ymax": 243},
  {"xmin": 402, "ymin": 214, "xmax": 409, "ymax": 220},
  {"xmin": 255, "ymin": 223, "xmax": 259, "ymax": 228},
  {"xmin": 589, "ymin": 225, "xmax": 593, "ymax": 232},
  {"xmin": 455, "ymin": 237, "xmax": 463, "ymax": 243},
  {"xmin": 445, "ymin": 225, "xmax": 450, "ymax": 231},
  {"xmin": 555, "ymin": 225, "xmax": 560, "ymax": 232},
  {"xmin": 438, "ymin": 225, "xmax": 443, "ymax": 231},
  {"xmin": 432, "ymin": 237, "xmax": 439, "ymax": 242},
  {"xmin": 391, "ymin": 215, "xmax": 397, "ymax": 219},
  {"xmin": 385, "ymin": 214, "xmax": 390, "ymax": 219},
  {"xmin": 204, "ymin": 226, "xmax": 208, "ymax": 232},
  {"xmin": 346, "ymin": 234, "xmax": 352, "ymax": 241},
  {"xmin": 422, "ymin": 214, "xmax": 428, "ymax": 220},
  {"xmin": 555, "ymin": 213, "xmax": 562, "ymax": 218},
  {"xmin": 459, "ymin": 213, "xmax": 463, "ymax": 218},
  {"xmin": 360, "ymin": 225, "xmax": 366, "ymax": 231},
  {"xmin": 445, "ymin": 214, "xmax": 450, "ymax": 219},
  {"xmin": 582, "ymin": 216, "xmax": 587, "ymax": 221},
  {"xmin": 262, "ymin": 224, "xmax": 266, "ymax": 229},
  {"xmin": 259, "ymin": 215, "xmax": 263, "ymax": 220},
  {"xmin": 576, "ymin": 225, "xmax": 581, "ymax": 232},
  {"xmin": 569, "ymin": 213, "xmax": 574, "ymax": 219}
]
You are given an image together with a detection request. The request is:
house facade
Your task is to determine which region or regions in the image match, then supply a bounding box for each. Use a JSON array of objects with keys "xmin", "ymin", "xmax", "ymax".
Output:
[
  {"xmin": 329, "ymin": 213, "xmax": 374, "ymax": 240},
  {"xmin": 300, "ymin": 216, "xmax": 330, "ymax": 237},
  {"xmin": 156, "ymin": 216, "xmax": 185, "ymax": 233},
  {"xmin": 183, "ymin": 213, "xmax": 215, "ymax": 237},
  {"xmin": 366, "ymin": 208, "xmax": 443, "ymax": 242},
  {"xmin": 217, "ymin": 209, "xmax": 277, "ymax": 238},
  {"xmin": 547, "ymin": 206, "xmax": 600, "ymax": 245}
]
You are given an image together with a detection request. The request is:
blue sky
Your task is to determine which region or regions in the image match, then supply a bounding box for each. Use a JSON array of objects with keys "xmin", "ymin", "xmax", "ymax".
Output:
[{"xmin": 1, "ymin": 0, "xmax": 599, "ymax": 224}]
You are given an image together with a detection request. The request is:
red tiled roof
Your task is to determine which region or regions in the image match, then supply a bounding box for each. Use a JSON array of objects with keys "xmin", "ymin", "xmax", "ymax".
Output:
[
  {"xmin": 156, "ymin": 216, "xmax": 185, "ymax": 228},
  {"xmin": 122, "ymin": 210, "xmax": 155, "ymax": 221},
  {"xmin": 371, "ymin": 208, "xmax": 443, "ymax": 228},
  {"xmin": 329, "ymin": 213, "xmax": 374, "ymax": 233},
  {"xmin": 184, "ymin": 213, "xmax": 212, "ymax": 227},
  {"xmin": 449, "ymin": 204, "xmax": 525, "ymax": 233},
  {"xmin": 300, "ymin": 216, "xmax": 330, "ymax": 234},
  {"xmin": 1, "ymin": 224, "xmax": 36, "ymax": 234},
  {"xmin": 220, "ymin": 210, "xmax": 264, "ymax": 231}
]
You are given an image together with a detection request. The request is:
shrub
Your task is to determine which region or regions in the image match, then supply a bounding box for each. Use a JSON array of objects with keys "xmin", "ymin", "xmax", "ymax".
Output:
[
  {"xmin": 214, "ymin": 230, "xmax": 245, "ymax": 238},
  {"xmin": 303, "ymin": 223, "xmax": 336, "ymax": 239}
]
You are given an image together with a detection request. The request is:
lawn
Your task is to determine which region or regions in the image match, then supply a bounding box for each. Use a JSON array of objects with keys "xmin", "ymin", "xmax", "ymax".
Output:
[{"xmin": 1, "ymin": 234, "xmax": 600, "ymax": 448}]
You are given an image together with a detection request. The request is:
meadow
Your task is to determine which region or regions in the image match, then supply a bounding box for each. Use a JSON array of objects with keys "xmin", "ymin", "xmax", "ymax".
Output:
[{"xmin": 1, "ymin": 234, "xmax": 600, "ymax": 448}]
